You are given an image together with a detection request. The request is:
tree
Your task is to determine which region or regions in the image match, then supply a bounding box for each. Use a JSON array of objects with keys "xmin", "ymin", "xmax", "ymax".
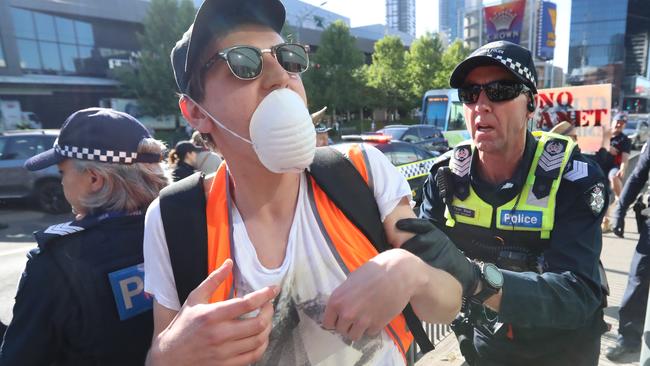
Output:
[
  {"xmin": 115, "ymin": 0, "xmax": 195, "ymax": 117},
  {"xmin": 432, "ymin": 39, "xmax": 471, "ymax": 89},
  {"xmin": 405, "ymin": 33, "xmax": 443, "ymax": 104},
  {"xmin": 364, "ymin": 35, "xmax": 409, "ymax": 120},
  {"xmin": 301, "ymin": 20, "xmax": 364, "ymax": 119}
]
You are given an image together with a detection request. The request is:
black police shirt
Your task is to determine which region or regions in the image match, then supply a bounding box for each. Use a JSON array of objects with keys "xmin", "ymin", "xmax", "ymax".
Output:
[{"xmin": 419, "ymin": 131, "xmax": 608, "ymax": 362}]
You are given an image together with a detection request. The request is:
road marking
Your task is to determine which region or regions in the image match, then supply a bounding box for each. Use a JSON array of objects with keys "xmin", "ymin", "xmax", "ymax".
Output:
[{"xmin": 0, "ymin": 247, "xmax": 34, "ymax": 258}]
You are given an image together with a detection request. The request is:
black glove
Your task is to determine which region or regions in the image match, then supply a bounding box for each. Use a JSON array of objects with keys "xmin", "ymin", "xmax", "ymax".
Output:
[
  {"xmin": 613, "ymin": 217, "xmax": 624, "ymax": 238},
  {"xmin": 397, "ymin": 218, "xmax": 479, "ymax": 297}
]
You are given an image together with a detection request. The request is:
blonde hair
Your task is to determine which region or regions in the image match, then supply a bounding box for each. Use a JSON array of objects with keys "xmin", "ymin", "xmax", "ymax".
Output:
[{"xmin": 72, "ymin": 138, "xmax": 169, "ymax": 215}]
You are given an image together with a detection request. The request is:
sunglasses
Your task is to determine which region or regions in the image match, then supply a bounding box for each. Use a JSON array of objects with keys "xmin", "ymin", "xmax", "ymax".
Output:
[
  {"xmin": 202, "ymin": 43, "xmax": 309, "ymax": 80},
  {"xmin": 458, "ymin": 80, "xmax": 529, "ymax": 104}
]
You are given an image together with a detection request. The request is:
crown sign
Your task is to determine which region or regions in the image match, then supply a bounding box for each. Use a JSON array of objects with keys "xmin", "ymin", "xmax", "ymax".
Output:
[{"xmin": 490, "ymin": 9, "xmax": 517, "ymax": 31}]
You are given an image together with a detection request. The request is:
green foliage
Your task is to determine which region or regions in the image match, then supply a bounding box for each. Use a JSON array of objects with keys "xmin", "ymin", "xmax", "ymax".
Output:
[
  {"xmin": 364, "ymin": 36, "xmax": 410, "ymax": 114},
  {"xmin": 405, "ymin": 33, "xmax": 443, "ymax": 103},
  {"xmin": 301, "ymin": 20, "xmax": 364, "ymax": 114},
  {"xmin": 114, "ymin": 0, "xmax": 195, "ymax": 117},
  {"xmin": 431, "ymin": 40, "xmax": 471, "ymax": 89}
]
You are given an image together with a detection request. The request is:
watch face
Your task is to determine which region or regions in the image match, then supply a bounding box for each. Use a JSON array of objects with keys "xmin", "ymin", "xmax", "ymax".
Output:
[{"xmin": 484, "ymin": 264, "xmax": 504, "ymax": 288}]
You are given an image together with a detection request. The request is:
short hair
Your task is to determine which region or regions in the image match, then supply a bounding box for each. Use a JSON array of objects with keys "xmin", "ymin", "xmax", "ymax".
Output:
[{"xmin": 72, "ymin": 138, "xmax": 169, "ymax": 215}]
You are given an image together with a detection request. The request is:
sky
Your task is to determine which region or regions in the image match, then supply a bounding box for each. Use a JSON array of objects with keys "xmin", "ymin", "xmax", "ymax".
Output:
[{"xmin": 302, "ymin": 0, "xmax": 572, "ymax": 71}]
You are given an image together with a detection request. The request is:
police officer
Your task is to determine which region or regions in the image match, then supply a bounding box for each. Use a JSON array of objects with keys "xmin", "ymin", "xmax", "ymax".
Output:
[
  {"xmin": 607, "ymin": 141, "xmax": 650, "ymax": 361},
  {"xmin": 397, "ymin": 41, "xmax": 608, "ymax": 365},
  {"xmin": 0, "ymin": 108, "xmax": 168, "ymax": 365}
]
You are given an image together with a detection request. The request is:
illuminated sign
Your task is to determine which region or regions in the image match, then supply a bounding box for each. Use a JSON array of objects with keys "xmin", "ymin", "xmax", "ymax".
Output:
[
  {"xmin": 536, "ymin": 1, "xmax": 557, "ymax": 60},
  {"xmin": 484, "ymin": 0, "xmax": 526, "ymax": 44}
]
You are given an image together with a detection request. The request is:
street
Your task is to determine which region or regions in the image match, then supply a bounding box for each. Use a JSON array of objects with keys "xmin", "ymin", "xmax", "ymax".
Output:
[{"xmin": 0, "ymin": 202, "xmax": 73, "ymax": 325}]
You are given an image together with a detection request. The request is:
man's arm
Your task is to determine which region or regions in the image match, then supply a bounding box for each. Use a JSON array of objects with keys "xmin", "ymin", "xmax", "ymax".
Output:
[
  {"xmin": 322, "ymin": 197, "xmax": 462, "ymax": 341},
  {"xmin": 146, "ymin": 260, "xmax": 278, "ymax": 366}
]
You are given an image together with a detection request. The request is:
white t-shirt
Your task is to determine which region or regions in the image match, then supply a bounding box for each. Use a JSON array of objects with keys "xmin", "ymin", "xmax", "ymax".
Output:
[{"xmin": 144, "ymin": 145, "xmax": 412, "ymax": 366}]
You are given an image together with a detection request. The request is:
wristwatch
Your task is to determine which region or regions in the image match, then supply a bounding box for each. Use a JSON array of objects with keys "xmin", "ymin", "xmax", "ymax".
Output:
[{"xmin": 468, "ymin": 262, "xmax": 504, "ymax": 305}]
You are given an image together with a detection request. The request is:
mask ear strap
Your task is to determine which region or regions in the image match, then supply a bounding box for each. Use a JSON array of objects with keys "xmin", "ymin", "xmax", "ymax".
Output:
[{"xmin": 181, "ymin": 94, "xmax": 253, "ymax": 145}]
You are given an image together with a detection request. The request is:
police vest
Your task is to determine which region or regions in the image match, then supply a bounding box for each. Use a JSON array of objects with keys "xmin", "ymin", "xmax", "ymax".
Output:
[
  {"xmin": 203, "ymin": 144, "xmax": 414, "ymax": 360},
  {"xmin": 442, "ymin": 133, "xmax": 576, "ymax": 266},
  {"xmin": 33, "ymin": 214, "xmax": 153, "ymax": 364}
]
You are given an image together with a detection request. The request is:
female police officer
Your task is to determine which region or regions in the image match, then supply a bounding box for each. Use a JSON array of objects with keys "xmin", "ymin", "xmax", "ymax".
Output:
[{"xmin": 0, "ymin": 108, "xmax": 168, "ymax": 365}]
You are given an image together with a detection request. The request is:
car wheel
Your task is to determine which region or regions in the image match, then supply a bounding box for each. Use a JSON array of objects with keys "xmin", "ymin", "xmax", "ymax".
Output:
[{"xmin": 36, "ymin": 180, "xmax": 70, "ymax": 214}]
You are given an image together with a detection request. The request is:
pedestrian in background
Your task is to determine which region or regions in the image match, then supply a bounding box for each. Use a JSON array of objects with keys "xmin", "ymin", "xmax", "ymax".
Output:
[
  {"xmin": 0, "ymin": 107, "xmax": 168, "ymax": 365},
  {"xmin": 603, "ymin": 114, "xmax": 632, "ymax": 232},
  {"xmin": 191, "ymin": 130, "xmax": 222, "ymax": 175},
  {"xmin": 608, "ymin": 140, "xmax": 650, "ymax": 361},
  {"xmin": 168, "ymin": 140, "xmax": 201, "ymax": 181}
]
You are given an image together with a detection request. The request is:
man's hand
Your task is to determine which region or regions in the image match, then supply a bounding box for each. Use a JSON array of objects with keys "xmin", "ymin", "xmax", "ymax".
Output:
[
  {"xmin": 613, "ymin": 218, "xmax": 625, "ymax": 238},
  {"xmin": 322, "ymin": 249, "xmax": 419, "ymax": 342},
  {"xmin": 615, "ymin": 169, "xmax": 625, "ymax": 179},
  {"xmin": 396, "ymin": 218, "xmax": 479, "ymax": 297},
  {"xmin": 147, "ymin": 259, "xmax": 278, "ymax": 366}
]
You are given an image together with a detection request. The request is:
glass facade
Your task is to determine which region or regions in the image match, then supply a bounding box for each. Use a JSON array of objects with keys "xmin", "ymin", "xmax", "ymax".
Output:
[
  {"xmin": 11, "ymin": 7, "xmax": 96, "ymax": 74},
  {"xmin": 0, "ymin": 38, "xmax": 6, "ymax": 67},
  {"xmin": 568, "ymin": 0, "xmax": 629, "ymax": 102},
  {"xmin": 439, "ymin": 0, "xmax": 462, "ymax": 42}
]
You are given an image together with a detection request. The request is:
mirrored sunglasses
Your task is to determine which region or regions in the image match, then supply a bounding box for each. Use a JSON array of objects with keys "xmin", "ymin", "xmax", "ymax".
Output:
[{"xmin": 202, "ymin": 43, "xmax": 310, "ymax": 80}]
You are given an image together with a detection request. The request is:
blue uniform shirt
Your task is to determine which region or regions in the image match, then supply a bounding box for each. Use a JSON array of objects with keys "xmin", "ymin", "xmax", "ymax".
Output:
[{"xmin": 420, "ymin": 132, "xmax": 608, "ymax": 362}]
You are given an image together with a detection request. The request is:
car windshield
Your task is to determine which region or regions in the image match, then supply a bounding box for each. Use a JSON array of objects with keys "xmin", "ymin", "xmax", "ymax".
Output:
[
  {"xmin": 626, "ymin": 121, "xmax": 637, "ymax": 129},
  {"xmin": 381, "ymin": 127, "xmax": 407, "ymax": 140}
]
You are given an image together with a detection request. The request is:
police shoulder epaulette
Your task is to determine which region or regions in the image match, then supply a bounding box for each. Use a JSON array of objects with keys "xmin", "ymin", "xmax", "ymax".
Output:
[{"xmin": 34, "ymin": 221, "xmax": 85, "ymax": 249}]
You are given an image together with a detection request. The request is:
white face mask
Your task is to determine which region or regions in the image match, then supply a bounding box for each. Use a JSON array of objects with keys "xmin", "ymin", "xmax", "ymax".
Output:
[{"xmin": 185, "ymin": 89, "xmax": 316, "ymax": 173}]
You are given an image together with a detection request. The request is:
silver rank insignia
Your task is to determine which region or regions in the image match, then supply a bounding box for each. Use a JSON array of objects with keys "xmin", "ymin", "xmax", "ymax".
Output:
[{"xmin": 586, "ymin": 183, "xmax": 606, "ymax": 216}]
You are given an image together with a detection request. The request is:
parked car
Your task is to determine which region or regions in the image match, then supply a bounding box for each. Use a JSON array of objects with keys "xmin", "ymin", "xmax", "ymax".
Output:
[
  {"xmin": 376, "ymin": 124, "xmax": 450, "ymax": 154},
  {"xmin": 336, "ymin": 135, "xmax": 437, "ymax": 205},
  {"xmin": 625, "ymin": 114, "xmax": 650, "ymax": 149},
  {"xmin": 0, "ymin": 130, "xmax": 69, "ymax": 213}
]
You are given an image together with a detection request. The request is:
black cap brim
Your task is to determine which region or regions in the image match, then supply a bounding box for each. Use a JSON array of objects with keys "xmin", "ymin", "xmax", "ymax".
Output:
[
  {"xmin": 449, "ymin": 55, "xmax": 538, "ymax": 94},
  {"xmin": 185, "ymin": 0, "xmax": 285, "ymax": 80},
  {"xmin": 24, "ymin": 148, "xmax": 65, "ymax": 171}
]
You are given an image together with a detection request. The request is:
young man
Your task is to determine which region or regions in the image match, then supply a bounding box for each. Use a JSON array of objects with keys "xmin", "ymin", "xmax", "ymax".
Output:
[
  {"xmin": 602, "ymin": 114, "xmax": 632, "ymax": 231},
  {"xmin": 407, "ymin": 41, "xmax": 609, "ymax": 365},
  {"xmin": 142, "ymin": 0, "xmax": 462, "ymax": 365}
]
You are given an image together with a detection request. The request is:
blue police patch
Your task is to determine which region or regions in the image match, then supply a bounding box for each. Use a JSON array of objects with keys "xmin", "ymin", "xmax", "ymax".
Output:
[
  {"xmin": 500, "ymin": 210, "xmax": 543, "ymax": 228},
  {"xmin": 108, "ymin": 263, "xmax": 152, "ymax": 321}
]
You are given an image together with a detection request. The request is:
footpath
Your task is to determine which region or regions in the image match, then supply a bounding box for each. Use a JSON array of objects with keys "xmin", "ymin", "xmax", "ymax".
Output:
[{"xmin": 417, "ymin": 209, "xmax": 643, "ymax": 366}]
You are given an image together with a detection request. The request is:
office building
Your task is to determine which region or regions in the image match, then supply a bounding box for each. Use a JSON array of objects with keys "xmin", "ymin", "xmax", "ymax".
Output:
[
  {"xmin": 440, "ymin": 0, "xmax": 464, "ymax": 42},
  {"xmin": 568, "ymin": 0, "xmax": 650, "ymax": 109},
  {"xmin": 386, "ymin": 0, "xmax": 415, "ymax": 37}
]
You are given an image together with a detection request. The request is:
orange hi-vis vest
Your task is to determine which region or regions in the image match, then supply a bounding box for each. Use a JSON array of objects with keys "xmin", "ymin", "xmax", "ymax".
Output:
[{"xmin": 204, "ymin": 144, "xmax": 414, "ymax": 360}]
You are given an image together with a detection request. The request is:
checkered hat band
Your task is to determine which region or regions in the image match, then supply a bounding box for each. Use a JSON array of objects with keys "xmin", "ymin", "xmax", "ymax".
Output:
[
  {"xmin": 55, "ymin": 144, "xmax": 140, "ymax": 164},
  {"xmin": 493, "ymin": 55, "xmax": 536, "ymax": 85}
]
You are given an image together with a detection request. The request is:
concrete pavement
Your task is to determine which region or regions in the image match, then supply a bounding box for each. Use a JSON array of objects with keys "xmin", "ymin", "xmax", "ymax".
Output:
[
  {"xmin": 417, "ymin": 210, "xmax": 644, "ymax": 366},
  {"xmin": 0, "ymin": 203, "xmax": 72, "ymax": 325}
]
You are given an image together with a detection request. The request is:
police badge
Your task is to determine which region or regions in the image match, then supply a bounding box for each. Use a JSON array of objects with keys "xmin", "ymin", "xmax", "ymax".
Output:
[{"xmin": 584, "ymin": 183, "xmax": 606, "ymax": 216}]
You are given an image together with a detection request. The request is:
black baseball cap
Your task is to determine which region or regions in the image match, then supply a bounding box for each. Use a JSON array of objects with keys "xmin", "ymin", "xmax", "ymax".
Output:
[
  {"xmin": 171, "ymin": 0, "xmax": 286, "ymax": 93},
  {"xmin": 450, "ymin": 41, "xmax": 538, "ymax": 94},
  {"xmin": 174, "ymin": 140, "xmax": 202, "ymax": 156},
  {"xmin": 24, "ymin": 108, "xmax": 161, "ymax": 171}
]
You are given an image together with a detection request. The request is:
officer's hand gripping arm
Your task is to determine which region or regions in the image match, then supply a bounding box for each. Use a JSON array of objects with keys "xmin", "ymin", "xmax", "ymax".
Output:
[{"xmin": 397, "ymin": 218, "xmax": 479, "ymax": 297}]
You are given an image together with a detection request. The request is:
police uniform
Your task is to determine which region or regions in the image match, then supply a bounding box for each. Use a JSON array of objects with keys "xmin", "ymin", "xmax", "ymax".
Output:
[
  {"xmin": 610, "ymin": 141, "xmax": 650, "ymax": 353},
  {"xmin": 420, "ymin": 131, "xmax": 608, "ymax": 365},
  {"xmin": 0, "ymin": 108, "xmax": 162, "ymax": 366},
  {"xmin": 0, "ymin": 212, "xmax": 153, "ymax": 365}
]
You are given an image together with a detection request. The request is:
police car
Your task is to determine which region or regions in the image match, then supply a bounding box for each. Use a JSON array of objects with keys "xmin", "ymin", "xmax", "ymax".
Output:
[{"xmin": 335, "ymin": 134, "xmax": 438, "ymax": 205}]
